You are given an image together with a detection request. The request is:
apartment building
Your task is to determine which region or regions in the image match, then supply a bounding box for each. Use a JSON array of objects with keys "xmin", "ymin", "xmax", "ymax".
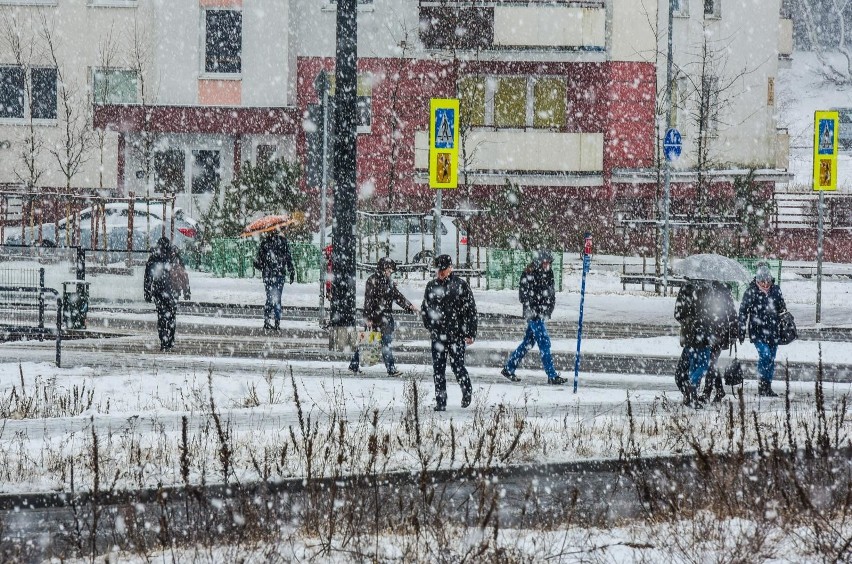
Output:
[{"xmin": 0, "ymin": 0, "xmax": 791, "ymax": 251}]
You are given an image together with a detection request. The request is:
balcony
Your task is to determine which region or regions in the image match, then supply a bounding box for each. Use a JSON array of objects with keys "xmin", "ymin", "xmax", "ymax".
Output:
[{"xmin": 419, "ymin": 1, "xmax": 606, "ymax": 52}]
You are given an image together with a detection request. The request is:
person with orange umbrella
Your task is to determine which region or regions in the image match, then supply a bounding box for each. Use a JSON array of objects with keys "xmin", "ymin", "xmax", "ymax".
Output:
[{"xmin": 253, "ymin": 225, "xmax": 295, "ymax": 330}]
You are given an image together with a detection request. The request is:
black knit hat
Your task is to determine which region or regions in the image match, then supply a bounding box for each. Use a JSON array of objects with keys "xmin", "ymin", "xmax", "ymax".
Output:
[{"xmin": 434, "ymin": 254, "xmax": 453, "ymax": 271}]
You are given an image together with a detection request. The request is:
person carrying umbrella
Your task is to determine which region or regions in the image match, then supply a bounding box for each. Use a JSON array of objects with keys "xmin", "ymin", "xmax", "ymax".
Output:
[
  {"xmin": 253, "ymin": 226, "xmax": 295, "ymax": 330},
  {"xmin": 144, "ymin": 236, "xmax": 190, "ymax": 351},
  {"xmin": 738, "ymin": 262, "xmax": 787, "ymax": 397},
  {"xmin": 348, "ymin": 257, "xmax": 419, "ymax": 376}
]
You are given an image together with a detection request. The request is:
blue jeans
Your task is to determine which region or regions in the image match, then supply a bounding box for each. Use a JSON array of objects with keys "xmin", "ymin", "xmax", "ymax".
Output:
[
  {"xmin": 754, "ymin": 341, "xmax": 778, "ymax": 383},
  {"xmin": 350, "ymin": 318, "xmax": 397, "ymax": 373},
  {"xmin": 688, "ymin": 347, "xmax": 712, "ymax": 389},
  {"xmin": 505, "ymin": 318, "xmax": 557, "ymax": 380},
  {"xmin": 263, "ymin": 279, "xmax": 284, "ymax": 322}
]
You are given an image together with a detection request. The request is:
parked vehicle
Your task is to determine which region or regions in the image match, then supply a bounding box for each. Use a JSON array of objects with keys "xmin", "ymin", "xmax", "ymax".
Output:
[
  {"xmin": 314, "ymin": 214, "xmax": 469, "ymax": 267},
  {"xmin": 3, "ymin": 202, "xmax": 200, "ymax": 251}
]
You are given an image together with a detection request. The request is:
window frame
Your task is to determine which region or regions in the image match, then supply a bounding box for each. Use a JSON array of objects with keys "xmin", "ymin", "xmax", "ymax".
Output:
[
  {"xmin": 0, "ymin": 1, "xmax": 57, "ymax": 5},
  {"xmin": 30, "ymin": 67, "xmax": 57, "ymax": 120},
  {"xmin": 190, "ymin": 149, "xmax": 222, "ymax": 194},
  {"xmin": 326, "ymin": 72, "xmax": 373, "ymax": 133},
  {"xmin": 704, "ymin": 0, "xmax": 721, "ymax": 19},
  {"xmin": 0, "ymin": 65, "xmax": 25, "ymax": 120},
  {"xmin": 459, "ymin": 74, "xmax": 567, "ymax": 130},
  {"xmin": 203, "ymin": 8, "xmax": 242, "ymax": 77},
  {"xmin": 0, "ymin": 65, "xmax": 58, "ymax": 122},
  {"xmin": 153, "ymin": 148, "xmax": 187, "ymax": 194},
  {"xmin": 672, "ymin": 0, "xmax": 689, "ymax": 17},
  {"xmin": 92, "ymin": 68, "xmax": 139, "ymax": 105},
  {"xmin": 86, "ymin": 0, "xmax": 137, "ymax": 6}
]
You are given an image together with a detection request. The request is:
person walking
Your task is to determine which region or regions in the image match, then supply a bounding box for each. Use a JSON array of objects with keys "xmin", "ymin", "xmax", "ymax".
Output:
[
  {"xmin": 349, "ymin": 257, "xmax": 419, "ymax": 376},
  {"xmin": 701, "ymin": 280, "xmax": 739, "ymax": 403},
  {"xmin": 144, "ymin": 236, "xmax": 190, "ymax": 351},
  {"xmin": 738, "ymin": 263, "xmax": 787, "ymax": 397},
  {"xmin": 501, "ymin": 250, "xmax": 567, "ymax": 385},
  {"xmin": 421, "ymin": 254, "xmax": 478, "ymax": 411},
  {"xmin": 253, "ymin": 227, "xmax": 295, "ymax": 330},
  {"xmin": 674, "ymin": 278, "xmax": 731, "ymax": 407}
]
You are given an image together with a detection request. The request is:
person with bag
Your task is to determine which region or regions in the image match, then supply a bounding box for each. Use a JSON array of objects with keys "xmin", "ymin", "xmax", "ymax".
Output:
[
  {"xmin": 501, "ymin": 250, "xmax": 566, "ymax": 385},
  {"xmin": 674, "ymin": 278, "xmax": 733, "ymax": 407},
  {"xmin": 738, "ymin": 263, "xmax": 788, "ymax": 397},
  {"xmin": 144, "ymin": 236, "xmax": 189, "ymax": 351},
  {"xmin": 253, "ymin": 227, "xmax": 295, "ymax": 330},
  {"xmin": 700, "ymin": 280, "xmax": 739, "ymax": 403},
  {"xmin": 421, "ymin": 255, "xmax": 478, "ymax": 412},
  {"xmin": 349, "ymin": 257, "xmax": 418, "ymax": 376}
]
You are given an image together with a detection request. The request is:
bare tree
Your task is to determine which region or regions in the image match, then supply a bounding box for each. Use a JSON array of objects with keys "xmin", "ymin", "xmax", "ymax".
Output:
[
  {"xmin": 40, "ymin": 13, "xmax": 92, "ymax": 195},
  {"xmin": 798, "ymin": 0, "xmax": 852, "ymax": 84},
  {"xmin": 93, "ymin": 23, "xmax": 121, "ymax": 190},
  {"xmin": 1, "ymin": 11, "xmax": 45, "ymax": 242}
]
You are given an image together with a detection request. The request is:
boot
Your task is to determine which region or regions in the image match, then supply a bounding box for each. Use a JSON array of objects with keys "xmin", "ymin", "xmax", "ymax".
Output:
[
  {"xmin": 501, "ymin": 368, "xmax": 521, "ymax": 382},
  {"xmin": 758, "ymin": 380, "xmax": 779, "ymax": 397},
  {"xmin": 461, "ymin": 390, "xmax": 472, "ymax": 408},
  {"xmin": 273, "ymin": 319, "xmax": 280, "ymax": 330},
  {"xmin": 548, "ymin": 375, "xmax": 568, "ymax": 385}
]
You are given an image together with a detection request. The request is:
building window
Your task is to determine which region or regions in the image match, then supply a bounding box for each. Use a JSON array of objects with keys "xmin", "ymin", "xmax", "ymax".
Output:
[
  {"xmin": 191, "ymin": 150, "xmax": 221, "ymax": 193},
  {"xmin": 704, "ymin": 0, "xmax": 721, "ymax": 18},
  {"xmin": 0, "ymin": 66, "xmax": 25, "ymax": 119},
  {"xmin": 0, "ymin": 1, "xmax": 56, "ymax": 5},
  {"xmin": 459, "ymin": 75, "xmax": 566, "ymax": 129},
  {"xmin": 672, "ymin": 0, "xmax": 689, "ymax": 17},
  {"xmin": 87, "ymin": 0, "xmax": 137, "ymax": 6},
  {"xmin": 0, "ymin": 66, "xmax": 56, "ymax": 120},
  {"xmin": 205, "ymin": 10, "xmax": 242, "ymax": 74},
  {"xmin": 256, "ymin": 144, "xmax": 278, "ymax": 167},
  {"xmin": 327, "ymin": 73, "xmax": 373, "ymax": 132},
  {"xmin": 154, "ymin": 148, "xmax": 186, "ymax": 193},
  {"xmin": 699, "ymin": 76, "xmax": 719, "ymax": 135},
  {"xmin": 93, "ymin": 69, "xmax": 138, "ymax": 104},
  {"xmin": 31, "ymin": 68, "xmax": 57, "ymax": 120}
]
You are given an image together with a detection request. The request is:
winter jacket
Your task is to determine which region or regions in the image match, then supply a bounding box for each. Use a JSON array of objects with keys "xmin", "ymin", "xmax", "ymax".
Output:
[
  {"xmin": 518, "ymin": 262, "xmax": 555, "ymax": 320},
  {"xmin": 738, "ymin": 279, "xmax": 787, "ymax": 346},
  {"xmin": 144, "ymin": 238, "xmax": 190, "ymax": 303},
  {"xmin": 254, "ymin": 234, "xmax": 295, "ymax": 284},
  {"xmin": 421, "ymin": 272, "xmax": 478, "ymax": 342},
  {"xmin": 675, "ymin": 280, "xmax": 737, "ymax": 349},
  {"xmin": 363, "ymin": 269, "xmax": 415, "ymax": 329}
]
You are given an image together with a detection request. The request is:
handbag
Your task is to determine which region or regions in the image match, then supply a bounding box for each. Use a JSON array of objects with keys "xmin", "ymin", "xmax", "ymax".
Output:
[
  {"xmin": 356, "ymin": 329, "xmax": 382, "ymax": 367},
  {"xmin": 723, "ymin": 343, "xmax": 744, "ymax": 387},
  {"xmin": 778, "ymin": 310, "xmax": 798, "ymax": 345}
]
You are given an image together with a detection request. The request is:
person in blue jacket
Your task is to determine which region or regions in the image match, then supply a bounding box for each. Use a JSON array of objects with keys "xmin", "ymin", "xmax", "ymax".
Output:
[
  {"xmin": 738, "ymin": 263, "xmax": 787, "ymax": 397},
  {"xmin": 501, "ymin": 250, "xmax": 566, "ymax": 385}
]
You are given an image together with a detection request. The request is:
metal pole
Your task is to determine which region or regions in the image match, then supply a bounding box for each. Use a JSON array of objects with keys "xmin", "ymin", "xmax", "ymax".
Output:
[
  {"xmin": 434, "ymin": 191, "xmax": 442, "ymax": 260},
  {"xmin": 816, "ymin": 190, "xmax": 824, "ymax": 323},
  {"xmin": 330, "ymin": 0, "xmax": 358, "ymax": 342},
  {"xmin": 319, "ymin": 76, "xmax": 329, "ymax": 326},
  {"xmin": 661, "ymin": 0, "xmax": 675, "ymax": 294},
  {"xmin": 574, "ymin": 234, "xmax": 592, "ymax": 393}
]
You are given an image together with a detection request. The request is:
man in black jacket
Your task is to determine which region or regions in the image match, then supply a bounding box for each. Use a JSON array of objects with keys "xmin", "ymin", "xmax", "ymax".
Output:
[
  {"xmin": 144, "ymin": 237, "xmax": 190, "ymax": 351},
  {"xmin": 501, "ymin": 250, "xmax": 566, "ymax": 384},
  {"xmin": 253, "ymin": 228, "xmax": 295, "ymax": 330},
  {"xmin": 349, "ymin": 257, "xmax": 419, "ymax": 376},
  {"xmin": 421, "ymin": 254, "xmax": 478, "ymax": 411}
]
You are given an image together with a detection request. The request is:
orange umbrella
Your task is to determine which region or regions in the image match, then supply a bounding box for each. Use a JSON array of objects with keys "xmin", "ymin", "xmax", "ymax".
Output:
[{"xmin": 239, "ymin": 214, "xmax": 295, "ymax": 237}]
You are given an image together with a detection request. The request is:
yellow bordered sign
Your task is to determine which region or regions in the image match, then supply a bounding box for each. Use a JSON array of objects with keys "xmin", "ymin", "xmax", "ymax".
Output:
[
  {"xmin": 429, "ymin": 98, "xmax": 460, "ymax": 189},
  {"xmin": 813, "ymin": 110, "xmax": 839, "ymax": 192}
]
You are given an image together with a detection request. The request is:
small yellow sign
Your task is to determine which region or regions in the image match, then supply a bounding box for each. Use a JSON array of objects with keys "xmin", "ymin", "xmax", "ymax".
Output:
[
  {"xmin": 429, "ymin": 98, "xmax": 460, "ymax": 189},
  {"xmin": 813, "ymin": 110, "xmax": 839, "ymax": 191}
]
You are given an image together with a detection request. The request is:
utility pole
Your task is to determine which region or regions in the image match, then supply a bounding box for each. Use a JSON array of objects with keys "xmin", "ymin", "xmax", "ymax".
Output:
[
  {"xmin": 661, "ymin": 0, "xmax": 675, "ymax": 293},
  {"xmin": 315, "ymin": 70, "xmax": 331, "ymax": 326},
  {"xmin": 329, "ymin": 0, "xmax": 358, "ymax": 349}
]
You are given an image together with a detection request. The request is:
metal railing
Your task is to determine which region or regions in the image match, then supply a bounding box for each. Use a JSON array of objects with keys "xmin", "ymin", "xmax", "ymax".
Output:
[{"xmin": 0, "ymin": 285, "xmax": 62, "ymax": 367}]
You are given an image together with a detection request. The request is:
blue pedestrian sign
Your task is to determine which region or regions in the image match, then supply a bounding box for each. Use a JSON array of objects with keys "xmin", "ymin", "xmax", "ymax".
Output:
[
  {"xmin": 434, "ymin": 108, "xmax": 455, "ymax": 149},
  {"xmin": 663, "ymin": 128, "xmax": 682, "ymax": 161}
]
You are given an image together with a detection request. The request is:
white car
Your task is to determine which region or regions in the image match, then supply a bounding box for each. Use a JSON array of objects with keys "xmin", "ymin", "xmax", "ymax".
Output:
[
  {"xmin": 4, "ymin": 202, "xmax": 200, "ymax": 251},
  {"xmin": 315, "ymin": 214, "xmax": 469, "ymax": 267}
]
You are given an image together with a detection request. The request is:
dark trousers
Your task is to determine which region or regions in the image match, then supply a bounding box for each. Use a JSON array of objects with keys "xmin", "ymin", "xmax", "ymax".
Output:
[
  {"xmin": 431, "ymin": 338, "xmax": 471, "ymax": 406},
  {"xmin": 349, "ymin": 318, "xmax": 396, "ymax": 373},
  {"xmin": 154, "ymin": 296, "xmax": 177, "ymax": 350},
  {"xmin": 263, "ymin": 279, "xmax": 284, "ymax": 325}
]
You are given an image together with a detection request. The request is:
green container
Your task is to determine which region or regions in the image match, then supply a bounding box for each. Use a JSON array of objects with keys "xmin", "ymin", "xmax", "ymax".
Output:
[{"xmin": 486, "ymin": 249, "xmax": 563, "ymax": 291}]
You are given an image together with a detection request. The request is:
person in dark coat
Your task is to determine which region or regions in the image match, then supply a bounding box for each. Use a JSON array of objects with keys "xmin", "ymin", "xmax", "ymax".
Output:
[
  {"xmin": 501, "ymin": 250, "xmax": 566, "ymax": 385},
  {"xmin": 349, "ymin": 257, "xmax": 419, "ymax": 376},
  {"xmin": 253, "ymin": 228, "xmax": 295, "ymax": 330},
  {"xmin": 144, "ymin": 236, "xmax": 190, "ymax": 351},
  {"xmin": 738, "ymin": 263, "xmax": 787, "ymax": 397},
  {"xmin": 421, "ymin": 254, "xmax": 478, "ymax": 411},
  {"xmin": 674, "ymin": 278, "xmax": 736, "ymax": 406}
]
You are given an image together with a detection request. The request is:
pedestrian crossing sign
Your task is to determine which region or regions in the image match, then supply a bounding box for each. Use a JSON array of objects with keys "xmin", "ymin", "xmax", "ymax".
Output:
[
  {"xmin": 430, "ymin": 98, "xmax": 460, "ymax": 189},
  {"xmin": 813, "ymin": 110, "xmax": 839, "ymax": 192}
]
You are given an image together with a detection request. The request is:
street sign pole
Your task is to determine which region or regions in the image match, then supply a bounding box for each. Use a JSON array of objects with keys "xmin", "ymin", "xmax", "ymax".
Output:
[
  {"xmin": 574, "ymin": 233, "xmax": 592, "ymax": 394},
  {"xmin": 812, "ymin": 110, "xmax": 839, "ymax": 324},
  {"xmin": 661, "ymin": 0, "xmax": 675, "ymax": 295},
  {"xmin": 317, "ymin": 71, "xmax": 330, "ymax": 326},
  {"xmin": 429, "ymin": 99, "xmax": 460, "ymax": 262}
]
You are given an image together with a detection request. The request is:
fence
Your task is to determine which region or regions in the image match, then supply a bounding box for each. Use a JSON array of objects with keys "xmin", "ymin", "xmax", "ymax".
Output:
[
  {"xmin": 0, "ymin": 283, "xmax": 62, "ymax": 367},
  {"xmin": 205, "ymin": 238, "xmax": 322, "ymax": 282},
  {"xmin": 485, "ymin": 249, "xmax": 564, "ymax": 291}
]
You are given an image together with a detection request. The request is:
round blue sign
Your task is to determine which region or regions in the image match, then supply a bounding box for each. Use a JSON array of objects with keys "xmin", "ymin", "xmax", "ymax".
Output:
[{"xmin": 663, "ymin": 128, "xmax": 682, "ymax": 161}]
